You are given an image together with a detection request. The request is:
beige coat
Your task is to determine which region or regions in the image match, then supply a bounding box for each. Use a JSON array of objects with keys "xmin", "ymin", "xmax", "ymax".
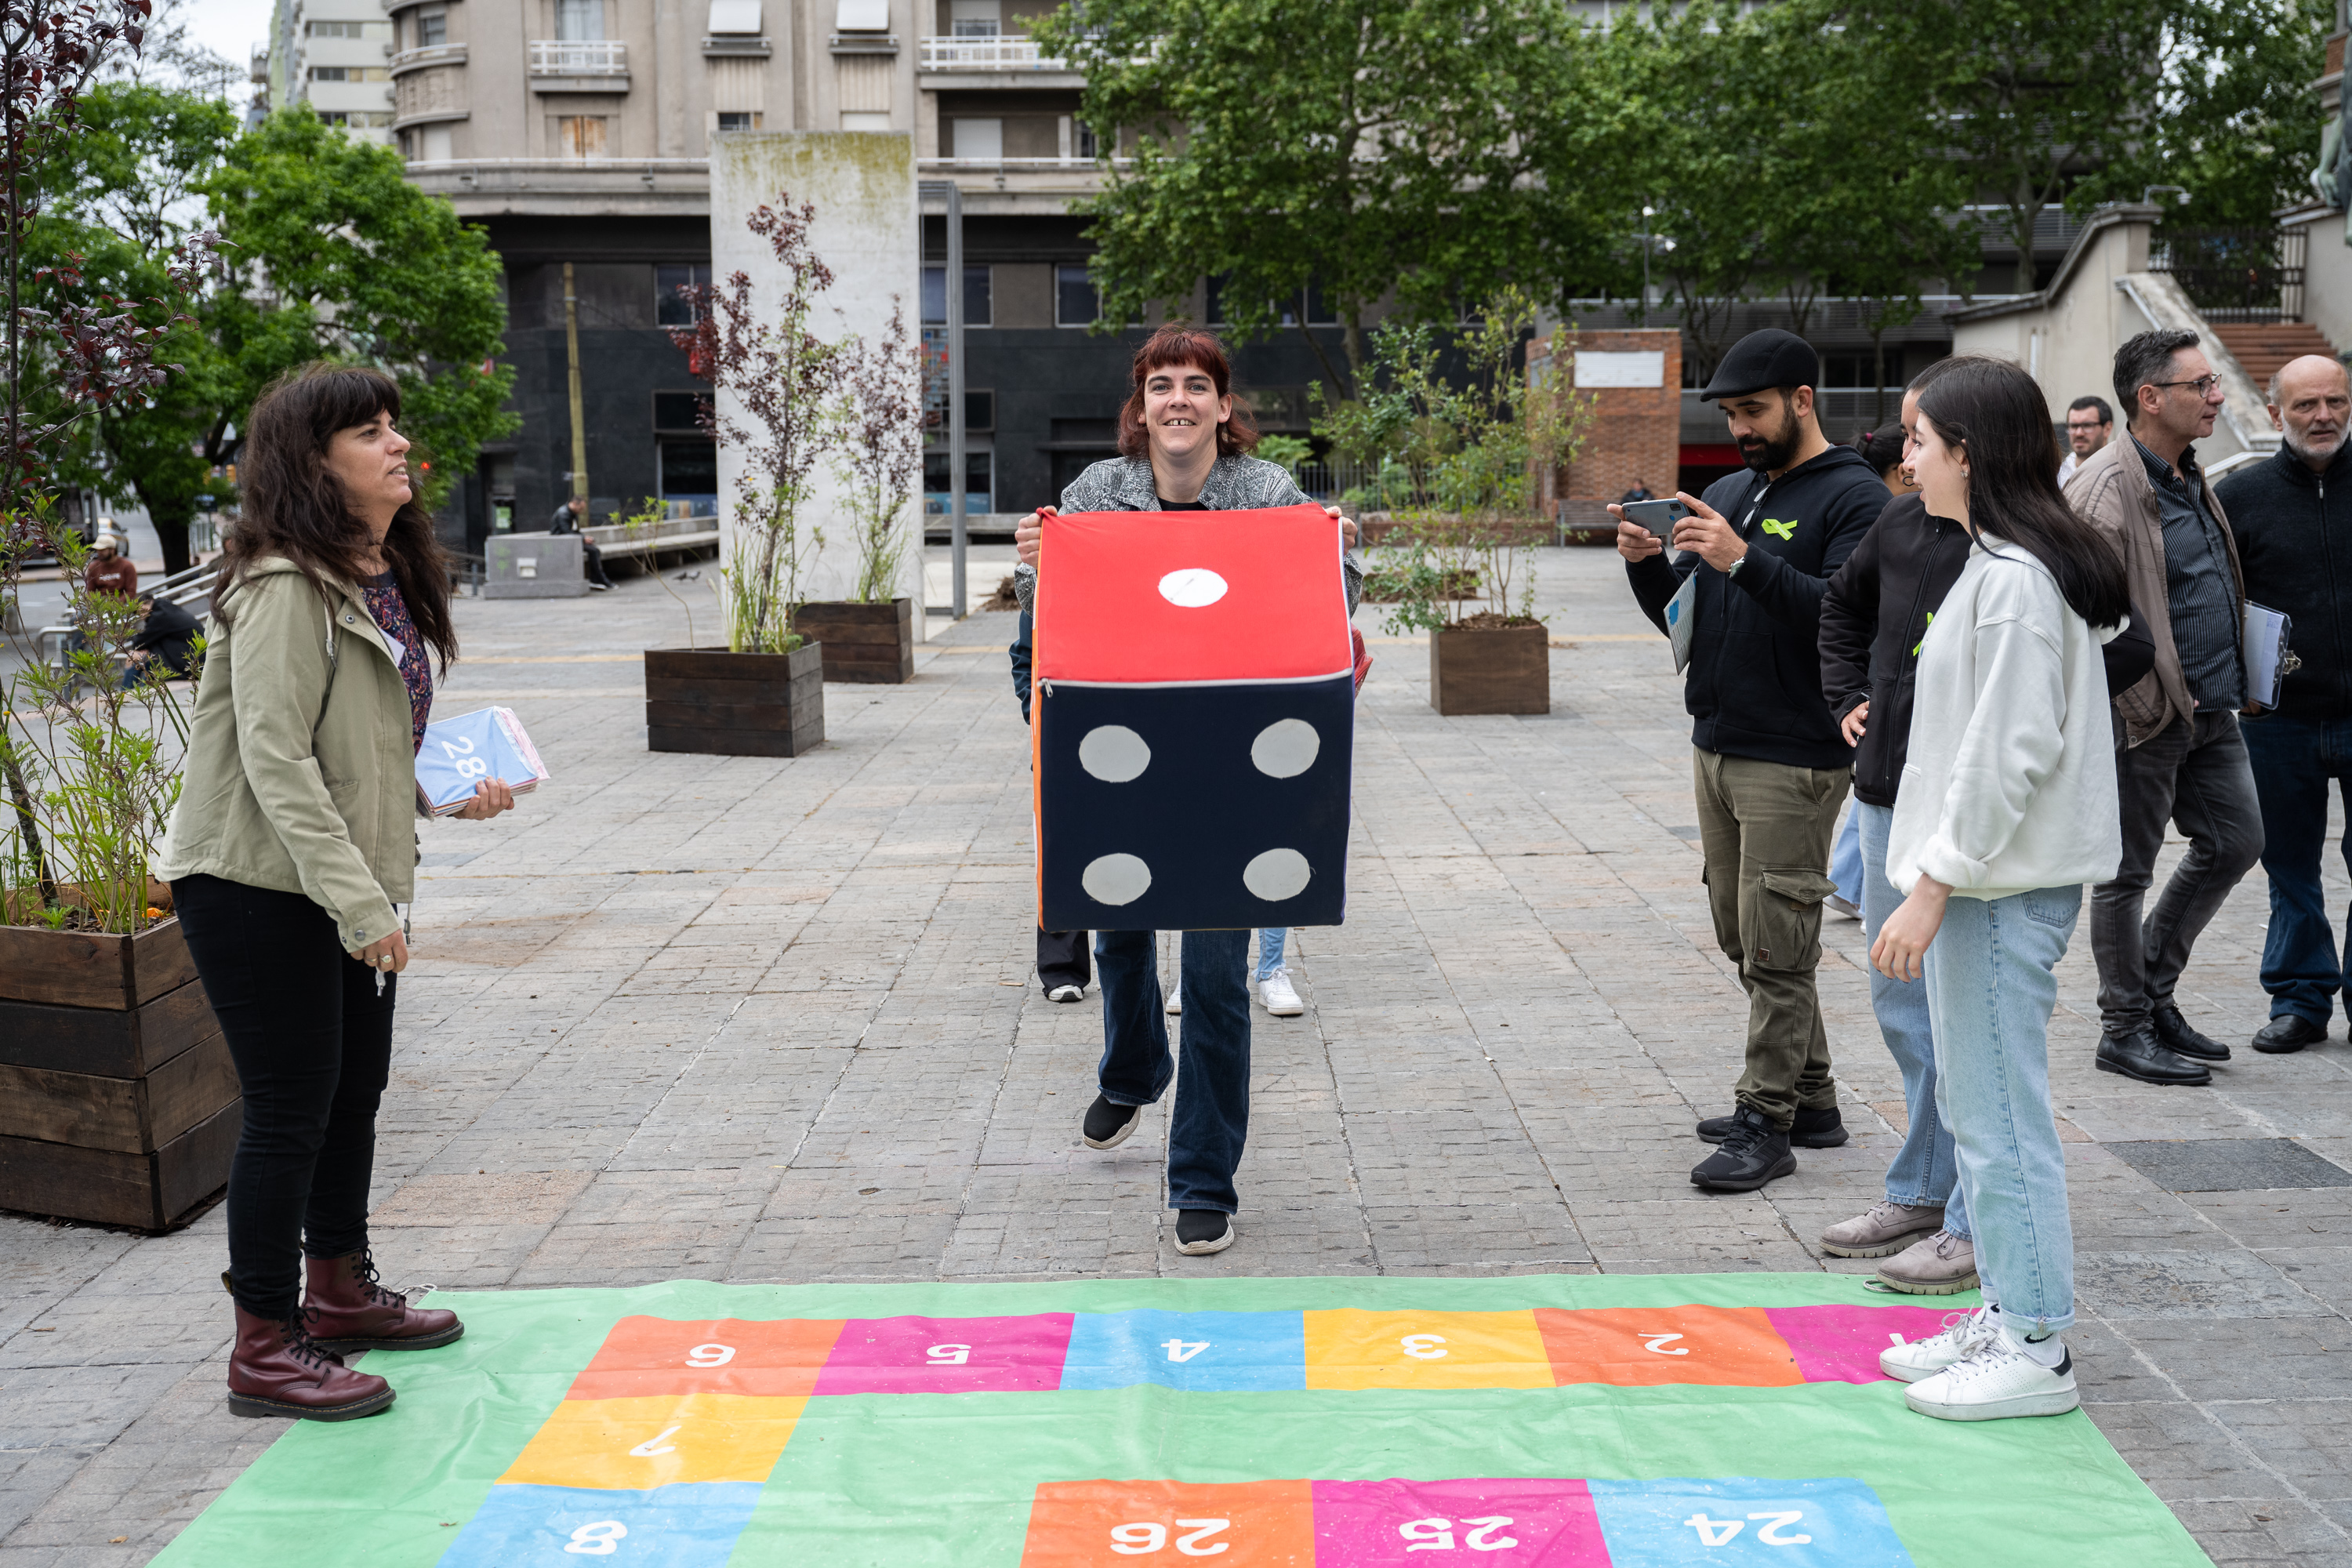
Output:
[
  {"xmin": 2063, "ymin": 437, "xmax": 2244, "ymax": 747},
  {"xmin": 157, "ymin": 557, "xmax": 422, "ymax": 949}
]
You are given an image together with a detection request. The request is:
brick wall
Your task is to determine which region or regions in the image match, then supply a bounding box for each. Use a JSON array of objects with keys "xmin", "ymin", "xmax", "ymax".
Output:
[{"xmin": 1530, "ymin": 328, "xmax": 1682, "ymax": 535}]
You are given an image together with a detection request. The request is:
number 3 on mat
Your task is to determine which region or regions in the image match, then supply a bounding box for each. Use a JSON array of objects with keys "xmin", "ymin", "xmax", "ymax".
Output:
[{"xmin": 1109, "ymin": 1519, "xmax": 1232, "ymax": 1555}]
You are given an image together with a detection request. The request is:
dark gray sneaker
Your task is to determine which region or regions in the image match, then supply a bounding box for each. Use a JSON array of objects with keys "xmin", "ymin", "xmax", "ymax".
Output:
[
  {"xmin": 1698, "ymin": 1103, "xmax": 1848, "ymax": 1149},
  {"xmin": 1082, "ymin": 1094, "xmax": 1142, "ymax": 1149},
  {"xmin": 1174, "ymin": 1210, "xmax": 1234, "ymax": 1254},
  {"xmin": 1690, "ymin": 1107, "xmax": 1796, "ymax": 1192}
]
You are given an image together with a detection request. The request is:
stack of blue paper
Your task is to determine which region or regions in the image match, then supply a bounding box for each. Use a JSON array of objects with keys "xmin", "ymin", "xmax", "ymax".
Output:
[{"xmin": 415, "ymin": 706, "xmax": 550, "ymax": 815}]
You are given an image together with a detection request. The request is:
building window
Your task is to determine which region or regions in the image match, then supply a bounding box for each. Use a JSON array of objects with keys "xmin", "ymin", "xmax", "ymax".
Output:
[
  {"xmin": 949, "ymin": 118, "xmax": 1001, "ymax": 161},
  {"xmin": 949, "ymin": 0, "xmax": 1000, "ymax": 35},
  {"xmin": 310, "ymin": 19, "xmax": 390, "ymax": 37},
  {"xmin": 310, "ymin": 65, "xmax": 390, "ymax": 82},
  {"xmin": 417, "ymin": 9, "xmax": 447, "ymax": 45},
  {"xmin": 1076, "ymin": 122, "xmax": 1098, "ymax": 160},
  {"xmin": 659, "ymin": 441, "xmax": 720, "ymax": 514},
  {"xmin": 654, "ymin": 390, "xmax": 714, "ymax": 431},
  {"xmin": 920, "ymin": 265, "xmax": 992, "ymax": 328},
  {"xmin": 716, "ymin": 111, "xmax": 762, "ymax": 131},
  {"xmin": 924, "ymin": 450, "xmax": 993, "ymax": 515},
  {"xmin": 1055, "ymin": 263, "xmax": 1098, "ymax": 328},
  {"xmin": 556, "ymin": 0, "xmax": 604, "ymax": 41},
  {"xmin": 321, "ymin": 111, "xmax": 394, "ymax": 128},
  {"xmin": 655, "ymin": 263, "xmax": 712, "ymax": 325},
  {"xmin": 556, "ymin": 115, "xmax": 608, "ymax": 158}
]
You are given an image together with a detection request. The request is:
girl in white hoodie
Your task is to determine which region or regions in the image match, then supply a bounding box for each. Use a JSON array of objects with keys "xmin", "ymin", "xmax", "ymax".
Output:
[{"xmin": 1867, "ymin": 358, "xmax": 2131, "ymax": 1422}]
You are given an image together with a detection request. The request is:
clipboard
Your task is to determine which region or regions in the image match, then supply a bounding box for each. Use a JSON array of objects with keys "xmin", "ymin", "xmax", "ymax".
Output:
[
  {"xmin": 2243, "ymin": 601, "xmax": 2299, "ymax": 708},
  {"xmin": 1665, "ymin": 572, "xmax": 1698, "ymax": 673}
]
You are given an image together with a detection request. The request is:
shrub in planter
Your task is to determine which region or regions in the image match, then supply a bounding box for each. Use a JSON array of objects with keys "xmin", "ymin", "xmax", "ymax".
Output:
[{"xmin": 792, "ymin": 299, "xmax": 923, "ymax": 684}]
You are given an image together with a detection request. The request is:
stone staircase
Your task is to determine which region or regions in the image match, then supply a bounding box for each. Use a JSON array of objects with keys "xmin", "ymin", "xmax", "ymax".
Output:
[{"xmin": 2210, "ymin": 321, "xmax": 2341, "ymax": 390}]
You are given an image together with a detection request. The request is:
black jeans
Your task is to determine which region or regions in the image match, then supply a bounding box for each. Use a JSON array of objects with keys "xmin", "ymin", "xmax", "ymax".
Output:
[
  {"xmin": 1037, "ymin": 927, "xmax": 1091, "ymax": 991},
  {"xmin": 173, "ymin": 874, "xmax": 396, "ymax": 1318},
  {"xmin": 1095, "ymin": 929, "xmax": 1250, "ymax": 1213},
  {"xmin": 2091, "ymin": 710, "xmax": 2264, "ymax": 1034},
  {"xmin": 582, "ymin": 537, "xmax": 614, "ymax": 587}
]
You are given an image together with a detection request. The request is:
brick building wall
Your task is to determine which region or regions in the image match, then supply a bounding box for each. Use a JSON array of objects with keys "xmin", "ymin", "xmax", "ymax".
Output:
[{"xmin": 1530, "ymin": 328, "xmax": 1682, "ymax": 535}]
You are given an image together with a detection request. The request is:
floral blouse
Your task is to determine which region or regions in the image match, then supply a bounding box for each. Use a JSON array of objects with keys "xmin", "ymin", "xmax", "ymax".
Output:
[{"xmin": 359, "ymin": 572, "xmax": 431, "ymax": 754}]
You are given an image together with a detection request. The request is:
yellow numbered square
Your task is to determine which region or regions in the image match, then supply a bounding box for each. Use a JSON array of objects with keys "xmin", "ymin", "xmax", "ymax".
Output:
[
  {"xmin": 499, "ymin": 1393, "xmax": 807, "ymax": 1490},
  {"xmin": 1302, "ymin": 1310, "xmax": 1552, "ymax": 1392}
]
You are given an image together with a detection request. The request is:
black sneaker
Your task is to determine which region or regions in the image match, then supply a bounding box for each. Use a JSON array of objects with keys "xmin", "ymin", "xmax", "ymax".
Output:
[
  {"xmin": 1697, "ymin": 1103, "xmax": 1847, "ymax": 1149},
  {"xmin": 2152, "ymin": 1003, "xmax": 2230, "ymax": 1062},
  {"xmin": 2253, "ymin": 1014, "xmax": 2327, "ymax": 1054},
  {"xmin": 1082, "ymin": 1094, "xmax": 1142, "ymax": 1149},
  {"xmin": 1690, "ymin": 1107, "xmax": 1797, "ymax": 1192},
  {"xmin": 1174, "ymin": 1210, "xmax": 1234, "ymax": 1254}
]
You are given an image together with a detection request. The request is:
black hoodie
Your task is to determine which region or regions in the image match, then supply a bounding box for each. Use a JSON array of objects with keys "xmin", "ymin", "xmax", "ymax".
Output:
[
  {"xmin": 1627, "ymin": 444, "xmax": 1886, "ymax": 769},
  {"xmin": 2216, "ymin": 441, "xmax": 2352, "ymax": 719},
  {"xmin": 1819, "ymin": 492, "xmax": 1970, "ymax": 808}
]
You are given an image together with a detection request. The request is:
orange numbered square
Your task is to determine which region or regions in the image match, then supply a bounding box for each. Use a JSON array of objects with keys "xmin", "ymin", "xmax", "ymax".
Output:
[
  {"xmin": 565, "ymin": 1316, "xmax": 845, "ymax": 1399},
  {"xmin": 498, "ymin": 1392, "xmax": 807, "ymax": 1490},
  {"xmin": 1534, "ymin": 1305, "xmax": 1802, "ymax": 1388},
  {"xmin": 1022, "ymin": 1479, "xmax": 1315, "ymax": 1568},
  {"xmin": 1301, "ymin": 1310, "xmax": 1553, "ymax": 1392}
]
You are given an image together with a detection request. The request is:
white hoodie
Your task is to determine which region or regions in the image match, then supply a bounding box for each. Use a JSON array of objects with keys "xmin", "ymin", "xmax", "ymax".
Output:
[{"xmin": 1886, "ymin": 532, "xmax": 2123, "ymax": 901}]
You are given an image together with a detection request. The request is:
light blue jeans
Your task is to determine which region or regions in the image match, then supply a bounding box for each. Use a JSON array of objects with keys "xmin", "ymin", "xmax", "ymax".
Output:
[
  {"xmin": 1830, "ymin": 806, "xmax": 1864, "ymax": 909},
  {"xmin": 1256, "ymin": 928, "xmax": 1287, "ymax": 982},
  {"xmin": 1857, "ymin": 804, "xmax": 1966, "ymax": 1238},
  {"xmin": 1922, "ymin": 884, "xmax": 2081, "ymax": 1337}
]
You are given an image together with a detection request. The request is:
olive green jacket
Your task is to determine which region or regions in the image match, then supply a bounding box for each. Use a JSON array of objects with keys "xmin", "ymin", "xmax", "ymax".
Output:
[{"xmin": 157, "ymin": 557, "xmax": 422, "ymax": 949}]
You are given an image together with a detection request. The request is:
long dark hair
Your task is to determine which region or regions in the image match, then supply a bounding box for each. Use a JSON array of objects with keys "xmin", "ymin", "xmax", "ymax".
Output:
[
  {"xmin": 1116, "ymin": 324, "xmax": 1261, "ymax": 459},
  {"xmin": 1916, "ymin": 358, "xmax": 2128, "ymax": 626},
  {"xmin": 216, "ymin": 364, "xmax": 457, "ymax": 669},
  {"xmin": 1850, "ymin": 423, "xmax": 1905, "ymax": 478}
]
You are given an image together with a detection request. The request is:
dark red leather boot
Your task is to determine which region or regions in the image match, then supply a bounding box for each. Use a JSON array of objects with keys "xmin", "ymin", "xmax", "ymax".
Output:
[
  {"xmin": 303, "ymin": 1249, "xmax": 463, "ymax": 1355},
  {"xmin": 227, "ymin": 1304, "xmax": 395, "ymax": 1421}
]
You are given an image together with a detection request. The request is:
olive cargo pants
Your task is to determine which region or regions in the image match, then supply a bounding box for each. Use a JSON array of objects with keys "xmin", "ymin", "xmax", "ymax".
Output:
[{"xmin": 1691, "ymin": 748, "xmax": 1849, "ymax": 1128}]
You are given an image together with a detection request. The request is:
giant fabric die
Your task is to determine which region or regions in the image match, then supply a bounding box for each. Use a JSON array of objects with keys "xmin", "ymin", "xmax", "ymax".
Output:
[{"xmin": 1034, "ymin": 503, "xmax": 1354, "ymax": 932}]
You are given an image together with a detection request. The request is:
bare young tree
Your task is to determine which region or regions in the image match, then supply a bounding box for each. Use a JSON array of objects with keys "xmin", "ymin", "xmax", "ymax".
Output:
[
  {"xmin": 666, "ymin": 194, "xmax": 840, "ymax": 653},
  {"xmin": 832, "ymin": 297, "xmax": 923, "ymax": 605}
]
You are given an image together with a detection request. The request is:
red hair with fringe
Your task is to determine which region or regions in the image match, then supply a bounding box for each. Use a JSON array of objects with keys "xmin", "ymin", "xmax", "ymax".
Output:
[{"xmin": 1116, "ymin": 324, "xmax": 1261, "ymax": 459}]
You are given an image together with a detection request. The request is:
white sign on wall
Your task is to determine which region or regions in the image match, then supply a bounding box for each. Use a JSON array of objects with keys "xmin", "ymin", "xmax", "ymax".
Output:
[{"xmin": 1573, "ymin": 350, "xmax": 1666, "ymax": 389}]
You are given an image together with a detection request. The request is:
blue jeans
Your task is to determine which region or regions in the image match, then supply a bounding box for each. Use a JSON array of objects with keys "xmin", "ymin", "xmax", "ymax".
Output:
[
  {"xmin": 1923, "ymin": 885, "xmax": 2081, "ymax": 1337},
  {"xmin": 1856, "ymin": 804, "xmax": 1965, "ymax": 1237},
  {"xmin": 1256, "ymin": 928, "xmax": 1287, "ymax": 982},
  {"xmin": 2240, "ymin": 713, "xmax": 2352, "ymax": 1025},
  {"xmin": 1096, "ymin": 929, "xmax": 1252, "ymax": 1213},
  {"xmin": 1830, "ymin": 807, "xmax": 1863, "ymax": 909}
]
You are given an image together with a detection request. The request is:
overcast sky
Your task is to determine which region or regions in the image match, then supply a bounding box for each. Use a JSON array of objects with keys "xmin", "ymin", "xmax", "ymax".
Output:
[{"xmin": 183, "ymin": 0, "xmax": 274, "ymax": 102}]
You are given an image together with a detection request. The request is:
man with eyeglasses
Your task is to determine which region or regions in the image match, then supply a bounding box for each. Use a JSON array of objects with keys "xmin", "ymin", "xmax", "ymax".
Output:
[
  {"xmin": 2056, "ymin": 395, "xmax": 2113, "ymax": 486},
  {"xmin": 2063, "ymin": 328, "xmax": 2260, "ymax": 1087}
]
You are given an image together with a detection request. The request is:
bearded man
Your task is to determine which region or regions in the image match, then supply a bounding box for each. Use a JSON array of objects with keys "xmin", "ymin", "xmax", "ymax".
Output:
[{"xmin": 1612, "ymin": 328, "xmax": 1890, "ymax": 1192}]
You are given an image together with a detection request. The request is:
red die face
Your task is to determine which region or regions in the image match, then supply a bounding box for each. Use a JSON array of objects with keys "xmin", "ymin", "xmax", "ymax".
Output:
[{"xmin": 1035, "ymin": 504, "xmax": 1353, "ymax": 687}]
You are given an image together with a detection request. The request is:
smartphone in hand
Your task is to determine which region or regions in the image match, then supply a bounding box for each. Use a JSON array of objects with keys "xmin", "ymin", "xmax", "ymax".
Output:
[{"xmin": 1619, "ymin": 498, "xmax": 1690, "ymax": 538}]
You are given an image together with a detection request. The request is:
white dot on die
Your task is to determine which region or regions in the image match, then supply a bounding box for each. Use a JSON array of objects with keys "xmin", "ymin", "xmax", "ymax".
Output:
[
  {"xmin": 1082, "ymin": 853, "xmax": 1152, "ymax": 906},
  {"xmin": 1250, "ymin": 718, "xmax": 1319, "ymax": 779},
  {"xmin": 1242, "ymin": 848, "xmax": 1312, "ymax": 902},
  {"xmin": 1157, "ymin": 568, "xmax": 1229, "ymax": 608},
  {"xmin": 1079, "ymin": 724, "xmax": 1150, "ymax": 782}
]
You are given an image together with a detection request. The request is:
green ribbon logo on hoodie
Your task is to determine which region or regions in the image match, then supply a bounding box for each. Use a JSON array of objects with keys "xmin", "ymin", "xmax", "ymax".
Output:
[
  {"xmin": 1759, "ymin": 517, "xmax": 1797, "ymax": 541},
  {"xmin": 1912, "ymin": 611, "xmax": 1935, "ymax": 656}
]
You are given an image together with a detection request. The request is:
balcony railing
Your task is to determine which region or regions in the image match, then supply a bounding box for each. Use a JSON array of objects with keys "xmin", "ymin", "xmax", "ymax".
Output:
[
  {"xmin": 390, "ymin": 42, "xmax": 466, "ymax": 75},
  {"xmin": 917, "ymin": 156, "xmax": 1128, "ymax": 172},
  {"xmin": 2150, "ymin": 226, "xmax": 2307, "ymax": 324},
  {"xmin": 529, "ymin": 39, "xmax": 628, "ymax": 75},
  {"xmin": 918, "ymin": 35, "xmax": 1065, "ymax": 70}
]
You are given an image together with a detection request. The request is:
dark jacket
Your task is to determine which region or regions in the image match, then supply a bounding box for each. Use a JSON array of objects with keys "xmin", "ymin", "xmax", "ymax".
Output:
[
  {"xmin": 132, "ymin": 596, "xmax": 202, "ymax": 677},
  {"xmin": 550, "ymin": 503, "xmax": 582, "ymax": 535},
  {"xmin": 1627, "ymin": 444, "xmax": 1886, "ymax": 768},
  {"xmin": 1012, "ymin": 610, "xmax": 1036, "ymax": 722},
  {"xmin": 1819, "ymin": 492, "xmax": 1972, "ymax": 808},
  {"xmin": 2216, "ymin": 441, "xmax": 2352, "ymax": 719}
]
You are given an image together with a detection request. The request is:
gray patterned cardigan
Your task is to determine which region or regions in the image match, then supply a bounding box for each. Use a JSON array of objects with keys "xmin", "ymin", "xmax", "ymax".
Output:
[{"xmin": 1011, "ymin": 454, "xmax": 1365, "ymax": 618}]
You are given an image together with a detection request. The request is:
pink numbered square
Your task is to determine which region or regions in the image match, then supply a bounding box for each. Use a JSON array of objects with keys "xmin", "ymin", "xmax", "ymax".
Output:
[
  {"xmin": 813, "ymin": 1314, "xmax": 1076, "ymax": 1396},
  {"xmin": 1763, "ymin": 1304, "xmax": 1968, "ymax": 1383},
  {"xmin": 1312, "ymin": 1478, "xmax": 1610, "ymax": 1566}
]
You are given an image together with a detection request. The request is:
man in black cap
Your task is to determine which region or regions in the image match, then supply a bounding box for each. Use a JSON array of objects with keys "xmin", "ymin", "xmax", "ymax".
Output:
[{"xmin": 1611, "ymin": 328, "xmax": 1889, "ymax": 1192}]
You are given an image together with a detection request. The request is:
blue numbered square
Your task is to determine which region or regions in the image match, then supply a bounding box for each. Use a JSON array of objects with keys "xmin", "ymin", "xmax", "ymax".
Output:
[
  {"xmin": 1059, "ymin": 1310, "xmax": 1306, "ymax": 1393},
  {"xmin": 435, "ymin": 1482, "xmax": 763, "ymax": 1566},
  {"xmin": 1586, "ymin": 1477, "xmax": 1915, "ymax": 1566}
]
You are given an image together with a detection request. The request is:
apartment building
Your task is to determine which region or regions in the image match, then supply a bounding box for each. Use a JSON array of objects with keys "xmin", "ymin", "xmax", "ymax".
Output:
[{"xmin": 259, "ymin": 0, "xmax": 398, "ymax": 143}]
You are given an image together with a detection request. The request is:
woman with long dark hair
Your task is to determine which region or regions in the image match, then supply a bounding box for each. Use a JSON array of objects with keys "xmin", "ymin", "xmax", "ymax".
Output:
[
  {"xmin": 159, "ymin": 364, "xmax": 513, "ymax": 1421},
  {"xmin": 1866, "ymin": 358, "xmax": 2129, "ymax": 1421}
]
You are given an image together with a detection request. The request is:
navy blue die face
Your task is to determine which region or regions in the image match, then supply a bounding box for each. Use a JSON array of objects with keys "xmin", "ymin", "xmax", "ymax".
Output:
[{"xmin": 1038, "ymin": 677, "xmax": 1353, "ymax": 931}]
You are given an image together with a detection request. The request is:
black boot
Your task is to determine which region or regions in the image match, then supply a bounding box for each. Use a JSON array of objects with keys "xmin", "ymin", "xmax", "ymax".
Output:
[
  {"xmin": 2252, "ymin": 1014, "xmax": 2327, "ymax": 1054},
  {"xmin": 2152, "ymin": 1003, "xmax": 2230, "ymax": 1062},
  {"xmin": 1697, "ymin": 1103, "xmax": 1846, "ymax": 1148},
  {"xmin": 2096, "ymin": 1028, "xmax": 2212, "ymax": 1085},
  {"xmin": 1690, "ymin": 1107, "xmax": 1796, "ymax": 1192}
]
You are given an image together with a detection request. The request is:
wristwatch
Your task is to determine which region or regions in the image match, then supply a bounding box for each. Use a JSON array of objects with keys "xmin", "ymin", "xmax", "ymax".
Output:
[{"xmin": 1725, "ymin": 553, "xmax": 1748, "ymax": 579}]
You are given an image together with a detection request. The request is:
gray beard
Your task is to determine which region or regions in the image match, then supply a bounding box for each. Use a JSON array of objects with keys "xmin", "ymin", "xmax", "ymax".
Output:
[{"xmin": 2285, "ymin": 429, "xmax": 2345, "ymax": 465}]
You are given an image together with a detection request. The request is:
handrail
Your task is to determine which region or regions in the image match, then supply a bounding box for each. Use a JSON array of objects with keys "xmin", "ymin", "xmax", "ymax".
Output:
[{"xmin": 528, "ymin": 38, "xmax": 627, "ymax": 73}]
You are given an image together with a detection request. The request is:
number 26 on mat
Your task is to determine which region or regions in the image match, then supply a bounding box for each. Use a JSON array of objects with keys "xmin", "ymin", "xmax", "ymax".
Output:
[{"xmin": 1110, "ymin": 1519, "xmax": 1231, "ymax": 1555}]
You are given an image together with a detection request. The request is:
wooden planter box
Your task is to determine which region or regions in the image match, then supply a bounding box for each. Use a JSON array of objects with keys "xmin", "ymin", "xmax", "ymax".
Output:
[
  {"xmin": 1430, "ymin": 622, "xmax": 1551, "ymax": 716},
  {"xmin": 644, "ymin": 644, "xmax": 826, "ymax": 757},
  {"xmin": 791, "ymin": 598, "xmax": 915, "ymax": 684},
  {"xmin": 0, "ymin": 917, "xmax": 239, "ymax": 1231}
]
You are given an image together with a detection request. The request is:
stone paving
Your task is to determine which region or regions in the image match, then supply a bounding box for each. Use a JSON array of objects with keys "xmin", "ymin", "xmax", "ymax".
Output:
[{"xmin": 3, "ymin": 546, "xmax": 2350, "ymax": 1565}]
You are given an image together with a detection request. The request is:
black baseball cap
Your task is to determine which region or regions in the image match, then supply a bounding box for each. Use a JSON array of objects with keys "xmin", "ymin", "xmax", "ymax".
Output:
[{"xmin": 1698, "ymin": 328, "xmax": 1820, "ymax": 402}]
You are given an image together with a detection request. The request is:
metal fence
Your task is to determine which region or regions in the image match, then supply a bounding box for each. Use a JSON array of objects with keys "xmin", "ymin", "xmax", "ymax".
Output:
[{"xmin": 2150, "ymin": 227, "xmax": 2307, "ymax": 324}]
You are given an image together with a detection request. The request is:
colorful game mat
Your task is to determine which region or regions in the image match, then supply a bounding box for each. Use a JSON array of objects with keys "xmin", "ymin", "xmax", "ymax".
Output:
[{"xmin": 151, "ymin": 1272, "xmax": 2206, "ymax": 1567}]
